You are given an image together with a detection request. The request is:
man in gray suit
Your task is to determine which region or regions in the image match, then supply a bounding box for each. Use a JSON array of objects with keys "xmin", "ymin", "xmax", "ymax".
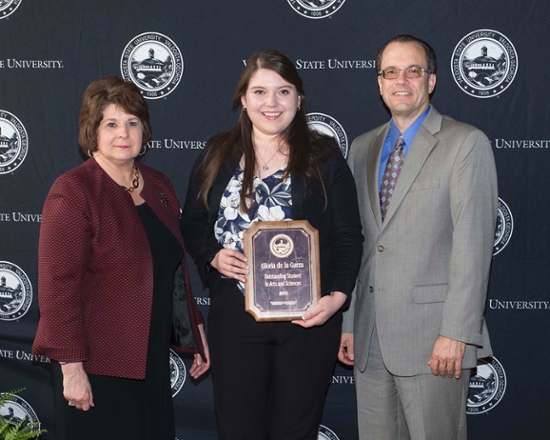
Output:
[{"xmin": 338, "ymin": 34, "xmax": 497, "ymax": 439}]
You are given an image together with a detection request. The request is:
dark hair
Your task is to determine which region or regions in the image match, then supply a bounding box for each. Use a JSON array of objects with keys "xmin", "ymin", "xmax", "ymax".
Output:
[
  {"xmin": 197, "ymin": 50, "xmax": 336, "ymax": 212},
  {"xmin": 375, "ymin": 34, "xmax": 437, "ymax": 75},
  {"xmin": 78, "ymin": 76, "xmax": 151, "ymax": 156}
]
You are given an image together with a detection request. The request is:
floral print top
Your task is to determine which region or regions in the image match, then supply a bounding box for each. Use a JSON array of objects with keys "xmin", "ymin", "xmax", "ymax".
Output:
[{"xmin": 214, "ymin": 166, "xmax": 293, "ymax": 293}]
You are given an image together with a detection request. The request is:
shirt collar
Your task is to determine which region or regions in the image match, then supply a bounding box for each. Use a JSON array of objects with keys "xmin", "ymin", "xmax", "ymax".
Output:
[{"xmin": 389, "ymin": 105, "xmax": 432, "ymax": 151}]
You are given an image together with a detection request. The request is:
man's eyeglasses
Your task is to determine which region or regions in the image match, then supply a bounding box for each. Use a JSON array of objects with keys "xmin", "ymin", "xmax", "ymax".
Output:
[{"xmin": 378, "ymin": 66, "xmax": 431, "ymax": 79}]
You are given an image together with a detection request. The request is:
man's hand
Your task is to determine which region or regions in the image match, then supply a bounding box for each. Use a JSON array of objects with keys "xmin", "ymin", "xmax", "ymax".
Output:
[
  {"xmin": 338, "ymin": 332, "xmax": 355, "ymax": 366},
  {"xmin": 428, "ymin": 336, "xmax": 466, "ymax": 378}
]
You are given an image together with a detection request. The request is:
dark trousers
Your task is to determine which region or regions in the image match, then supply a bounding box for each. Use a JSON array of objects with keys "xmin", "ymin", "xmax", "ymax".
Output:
[
  {"xmin": 208, "ymin": 280, "xmax": 341, "ymax": 440},
  {"xmin": 51, "ymin": 363, "xmax": 175, "ymax": 440}
]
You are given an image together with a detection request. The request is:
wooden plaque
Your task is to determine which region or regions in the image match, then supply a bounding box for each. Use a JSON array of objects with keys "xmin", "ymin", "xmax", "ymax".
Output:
[{"xmin": 243, "ymin": 220, "xmax": 321, "ymax": 322}]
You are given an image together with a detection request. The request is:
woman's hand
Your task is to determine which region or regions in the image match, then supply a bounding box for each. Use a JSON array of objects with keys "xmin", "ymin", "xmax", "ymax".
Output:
[
  {"xmin": 189, "ymin": 324, "xmax": 211, "ymax": 379},
  {"xmin": 210, "ymin": 249, "xmax": 248, "ymax": 282},
  {"xmin": 61, "ymin": 362, "xmax": 94, "ymax": 411},
  {"xmin": 291, "ymin": 291, "xmax": 347, "ymax": 328}
]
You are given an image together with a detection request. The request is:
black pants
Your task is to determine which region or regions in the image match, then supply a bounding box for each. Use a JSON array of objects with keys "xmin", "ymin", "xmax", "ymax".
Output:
[
  {"xmin": 51, "ymin": 363, "xmax": 175, "ymax": 440},
  {"xmin": 208, "ymin": 280, "xmax": 341, "ymax": 440}
]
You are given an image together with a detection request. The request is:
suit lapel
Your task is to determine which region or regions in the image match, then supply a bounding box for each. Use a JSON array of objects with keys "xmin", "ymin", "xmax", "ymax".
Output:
[
  {"xmin": 367, "ymin": 127, "xmax": 387, "ymax": 231},
  {"xmin": 382, "ymin": 109, "xmax": 442, "ymax": 226},
  {"xmin": 291, "ymin": 175, "xmax": 304, "ymax": 220},
  {"xmin": 139, "ymin": 167, "xmax": 184, "ymax": 248}
]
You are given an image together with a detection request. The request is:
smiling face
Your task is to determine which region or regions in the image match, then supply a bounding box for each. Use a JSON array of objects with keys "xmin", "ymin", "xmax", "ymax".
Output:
[
  {"xmin": 378, "ymin": 41, "xmax": 436, "ymax": 130},
  {"xmin": 240, "ymin": 68, "xmax": 301, "ymax": 141},
  {"xmin": 95, "ymin": 104, "xmax": 143, "ymax": 166}
]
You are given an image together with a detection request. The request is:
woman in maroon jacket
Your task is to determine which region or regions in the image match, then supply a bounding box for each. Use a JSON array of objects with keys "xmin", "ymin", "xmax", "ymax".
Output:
[{"xmin": 32, "ymin": 76, "xmax": 210, "ymax": 440}]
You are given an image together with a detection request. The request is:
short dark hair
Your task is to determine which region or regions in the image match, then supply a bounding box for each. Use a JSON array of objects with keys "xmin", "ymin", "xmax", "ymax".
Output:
[
  {"xmin": 376, "ymin": 34, "xmax": 437, "ymax": 75},
  {"xmin": 78, "ymin": 76, "xmax": 151, "ymax": 156}
]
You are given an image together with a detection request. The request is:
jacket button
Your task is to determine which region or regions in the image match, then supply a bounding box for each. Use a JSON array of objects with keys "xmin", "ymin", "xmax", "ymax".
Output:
[
  {"xmin": 369, "ymin": 286, "xmax": 374, "ymax": 293},
  {"xmin": 377, "ymin": 245, "xmax": 384, "ymax": 252}
]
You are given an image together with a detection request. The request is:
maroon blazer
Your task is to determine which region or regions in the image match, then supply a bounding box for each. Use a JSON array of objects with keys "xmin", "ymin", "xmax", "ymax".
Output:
[{"xmin": 32, "ymin": 159, "xmax": 204, "ymax": 380}]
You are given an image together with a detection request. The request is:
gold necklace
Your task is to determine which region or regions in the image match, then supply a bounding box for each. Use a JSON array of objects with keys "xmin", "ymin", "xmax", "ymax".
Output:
[{"xmin": 122, "ymin": 166, "xmax": 140, "ymax": 192}]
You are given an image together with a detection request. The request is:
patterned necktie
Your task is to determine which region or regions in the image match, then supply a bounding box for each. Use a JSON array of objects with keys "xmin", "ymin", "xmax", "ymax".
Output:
[{"xmin": 379, "ymin": 136, "xmax": 405, "ymax": 221}]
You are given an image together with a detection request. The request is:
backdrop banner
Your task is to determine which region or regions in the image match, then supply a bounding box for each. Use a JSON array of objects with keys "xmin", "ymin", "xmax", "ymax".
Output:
[{"xmin": 1, "ymin": 1, "xmax": 548, "ymax": 439}]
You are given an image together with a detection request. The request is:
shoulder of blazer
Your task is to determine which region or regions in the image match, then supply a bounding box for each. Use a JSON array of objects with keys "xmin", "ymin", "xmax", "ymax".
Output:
[
  {"xmin": 352, "ymin": 122, "xmax": 389, "ymax": 152},
  {"xmin": 48, "ymin": 159, "xmax": 112, "ymax": 205},
  {"xmin": 348, "ymin": 122, "xmax": 388, "ymax": 169},
  {"xmin": 424, "ymin": 106, "xmax": 487, "ymax": 141},
  {"xmin": 53, "ymin": 158, "xmax": 100, "ymax": 185}
]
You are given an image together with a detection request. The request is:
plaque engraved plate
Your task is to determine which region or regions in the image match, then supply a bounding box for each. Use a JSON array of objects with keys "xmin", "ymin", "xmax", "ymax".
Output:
[{"xmin": 243, "ymin": 220, "xmax": 321, "ymax": 321}]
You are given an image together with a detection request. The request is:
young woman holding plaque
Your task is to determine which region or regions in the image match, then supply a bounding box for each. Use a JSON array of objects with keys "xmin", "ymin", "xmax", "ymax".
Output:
[{"xmin": 181, "ymin": 50, "xmax": 363, "ymax": 440}]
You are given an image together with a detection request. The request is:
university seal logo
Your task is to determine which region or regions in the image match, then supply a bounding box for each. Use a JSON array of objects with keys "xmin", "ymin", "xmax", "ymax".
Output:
[
  {"xmin": 287, "ymin": 0, "xmax": 346, "ymax": 19},
  {"xmin": 467, "ymin": 356, "xmax": 506, "ymax": 414},
  {"xmin": 121, "ymin": 32, "xmax": 184, "ymax": 100},
  {"xmin": 494, "ymin": 198, "xmax": 513, "ymax": 256},
  {"xmin": 0, "ymin": 110, "xmax": 28, "ymax": 174},
  {"xmin": 270, "ymin": 234, "xmax": 294, "ymax": 259},
  {"xmin": 169, "ymin": 349, "xmax": 187, "ymax": 397},
  {"xmin": 0, "ymin": 261, "xmax": 32, "ymax": 321},
  {"xmin": 0, "ymin": 0, "xmax": 22, "ymax": 19},
  {"xmin": 318, "ymin": 424, "xmax": 340, "ymax": 440},
  {"xmin": 451, "ymin": 29, "xmax": 518, "ymax": 98},
  {"xmin": 0, "ymin": 394, "xmax": 41, "ymax": 434},
  {"xmin": 307, "ymin": 113, "xmax": 349, "ymax": 158}
]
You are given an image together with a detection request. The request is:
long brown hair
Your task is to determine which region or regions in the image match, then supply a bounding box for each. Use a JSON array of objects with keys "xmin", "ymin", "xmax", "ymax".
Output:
[{"xmin": 197, "ymin": 50, "xmax": 335, "ymax": 212}]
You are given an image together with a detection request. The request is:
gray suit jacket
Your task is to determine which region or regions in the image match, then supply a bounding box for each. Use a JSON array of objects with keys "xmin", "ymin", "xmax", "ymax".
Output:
[{"xmin": 343, "ymin": 106, "xmax": 497, "ymax": 376}]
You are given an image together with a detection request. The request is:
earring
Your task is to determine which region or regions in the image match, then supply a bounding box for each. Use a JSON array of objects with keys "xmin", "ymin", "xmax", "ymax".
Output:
[
  {"xmin": 297, "ymin": 105, "xmax": 301, "ymax": 111},
  {"xmin": 87, "ymin": 150, "xmax": 93, "ymax": 158},
  {"xmin": 139, "ymin": 145, "xmax": 147, "ymax": 156},
  {"xmin": 243, "ymin": 107, "xmax": 247, "ymax": 111}
]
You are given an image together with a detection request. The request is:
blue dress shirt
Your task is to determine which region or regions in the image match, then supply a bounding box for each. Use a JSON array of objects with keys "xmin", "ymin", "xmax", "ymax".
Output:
[{"xmin": 378, "ymin": 105, "xmax": 432, "ymax": 191}]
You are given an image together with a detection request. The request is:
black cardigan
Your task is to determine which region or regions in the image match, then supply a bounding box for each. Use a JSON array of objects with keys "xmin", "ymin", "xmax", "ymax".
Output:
[{"xmin": 180, "ymin": 147, "xmax": 363, "ymax": 307}]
